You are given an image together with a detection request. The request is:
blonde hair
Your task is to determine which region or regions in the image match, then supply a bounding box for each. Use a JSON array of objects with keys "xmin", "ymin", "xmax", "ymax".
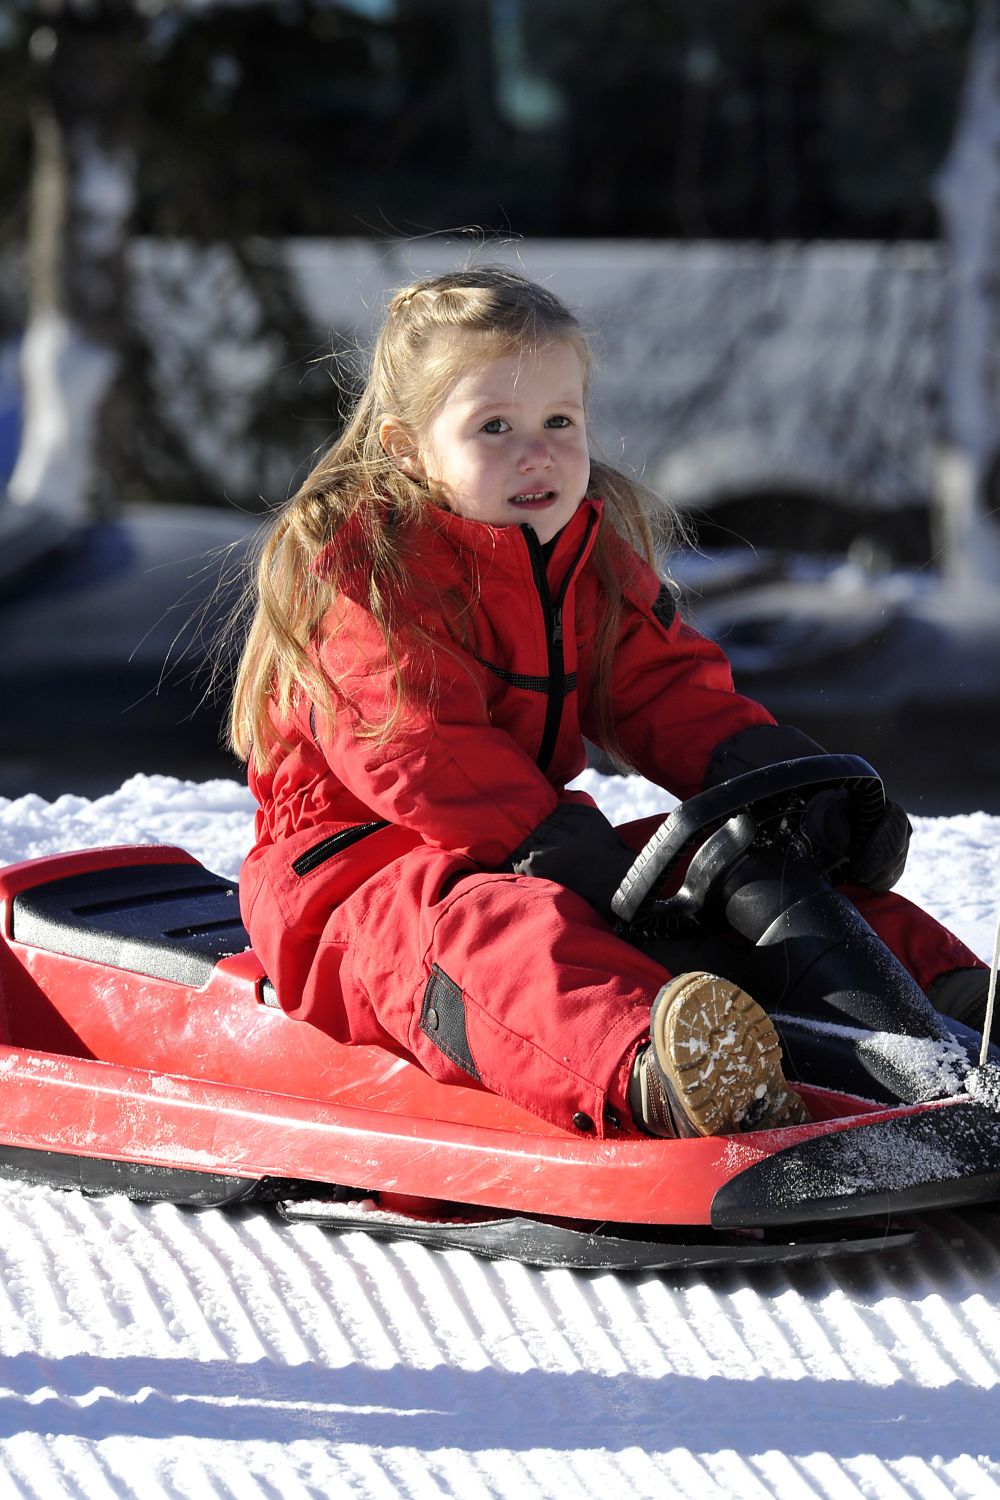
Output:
[{"xmin": 229, "ymin": 264, "xmax": 680, "ymax": 769}]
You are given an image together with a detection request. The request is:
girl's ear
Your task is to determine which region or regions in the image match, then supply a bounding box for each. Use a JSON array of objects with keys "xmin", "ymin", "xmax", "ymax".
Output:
[{"xmin": 379, "ymin": 418, "xmax": 423, "ymax": 479}]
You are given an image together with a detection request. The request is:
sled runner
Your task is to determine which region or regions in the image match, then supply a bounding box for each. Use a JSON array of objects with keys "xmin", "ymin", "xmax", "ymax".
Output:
[{"xmin": 0, "ymin": 755, "xmax": 998, "ymax": 1270}]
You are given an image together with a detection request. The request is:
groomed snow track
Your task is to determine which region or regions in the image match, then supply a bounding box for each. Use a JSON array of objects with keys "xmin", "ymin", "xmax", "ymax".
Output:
[{"xmin": 1, "ymin": 1185, "xmax": 1000, "ymax": 1496}]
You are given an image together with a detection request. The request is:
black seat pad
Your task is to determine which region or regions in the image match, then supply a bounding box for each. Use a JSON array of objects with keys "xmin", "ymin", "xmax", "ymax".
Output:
[{"xmin": 12, "ymin": 859, "xmax": 250, "ymax": 988}]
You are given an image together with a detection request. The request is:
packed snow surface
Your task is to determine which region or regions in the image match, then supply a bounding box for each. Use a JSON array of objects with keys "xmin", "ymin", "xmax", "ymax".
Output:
[{"xmin": 1, "ymin": 771, "xmax": 1000, "ymax": 1497}]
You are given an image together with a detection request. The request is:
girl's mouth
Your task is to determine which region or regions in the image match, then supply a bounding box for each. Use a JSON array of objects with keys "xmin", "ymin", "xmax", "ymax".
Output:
[{"xmin": 509, "ymin": 491, "xmax": 556, "ymax": 507}]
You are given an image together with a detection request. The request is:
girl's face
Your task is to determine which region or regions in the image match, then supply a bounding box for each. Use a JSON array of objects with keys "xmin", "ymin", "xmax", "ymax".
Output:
[{"xmin": 409, "ymin": 338, "xmax": 591, "ymax": 544}]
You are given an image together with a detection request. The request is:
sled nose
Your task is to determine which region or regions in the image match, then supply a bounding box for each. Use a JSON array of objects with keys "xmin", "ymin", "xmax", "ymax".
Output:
[{"xmin": 710, "ymin": 1098, "xmax": 1000, "ymax": 1229}]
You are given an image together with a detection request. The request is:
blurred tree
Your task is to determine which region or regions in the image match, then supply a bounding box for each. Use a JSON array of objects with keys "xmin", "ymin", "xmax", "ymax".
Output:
[
  {"xmin": 0, "ymin": 0, "xmax": 979, "ymax": 250},
  {"xmin": 2, "ymin": 0, "xmax": 357, "ymax": 516},
  {"xmin": 932, "ymin": 0, "xmax": 1000, "ymax": 582},
  {"xmin": 7, "ymin": 1, "xmax": 142, "ymax": 518},
  {"xmin": 550, "ymin": 0, "xmax": 974, "ymax": 239},
  {"xmin": 0, "ymin": 0, "xmax": 983, "ymax": 516}
]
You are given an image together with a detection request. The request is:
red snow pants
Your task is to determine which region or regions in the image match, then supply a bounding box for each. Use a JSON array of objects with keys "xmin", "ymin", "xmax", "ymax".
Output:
[{"xmin": 248, "ymin": 814, "xmax": 985, "ymax": 1142}]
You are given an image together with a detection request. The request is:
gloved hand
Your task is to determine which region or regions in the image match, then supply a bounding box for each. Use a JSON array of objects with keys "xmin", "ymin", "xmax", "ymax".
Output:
[
  {"xmin": 706, "ymin": 723, "xmax": 911, "ymax": 893},
  {"xmin": 705, "ymin": 723, "xmax": 827, "ymax": 786},
  {"xmin": 800, "ymin": 788, "xmax": 911, "ymax": 893},
  {"xmin": 506, "ymin": 803, "xmax": 636, "ymax": 920}
]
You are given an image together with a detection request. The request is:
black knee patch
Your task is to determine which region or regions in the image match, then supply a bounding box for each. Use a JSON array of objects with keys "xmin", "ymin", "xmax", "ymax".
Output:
[
  {"xmin": 419, "ymin": 965, "xmax": 480, "ymax": 1079},
  {"xmin": 928, "ymin": 967, "xmax": 991, "ymax": 1031}
]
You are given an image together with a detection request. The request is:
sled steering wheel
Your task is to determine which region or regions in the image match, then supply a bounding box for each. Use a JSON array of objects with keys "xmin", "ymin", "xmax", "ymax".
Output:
[{"xmin": 611, "ymin": 754, "xmax": 885, "ymax": 936}]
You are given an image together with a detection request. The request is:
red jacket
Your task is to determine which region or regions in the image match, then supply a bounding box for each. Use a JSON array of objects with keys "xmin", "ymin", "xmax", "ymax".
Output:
[
  {"xmin": 240, "ymin": 500, "xmax": 775, "ymax": 982},
  {"xmin": 237, "ymin": 498, "xmax": 981, "ymax": 1128}
]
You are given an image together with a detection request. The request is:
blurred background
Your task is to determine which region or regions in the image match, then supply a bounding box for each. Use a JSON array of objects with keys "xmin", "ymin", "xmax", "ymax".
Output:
[{"xmin": 1, "ymin": 0, "xmax": 998, "ymax": 811}]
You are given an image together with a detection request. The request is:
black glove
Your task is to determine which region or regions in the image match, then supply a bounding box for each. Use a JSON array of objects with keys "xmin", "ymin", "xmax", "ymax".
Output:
[
  {"xmin": 506, "ymin": 803, "xmax": 635, "ymax": 920},
  {"xmin": 800, "ymin": 787, "xmax": 911, "ymax": 892},
  {"xmin": 705, "ymin": 723, "xmax": 827, "ymax": 787},
  {"xmin": 707, "ymin": 723, "xmax": 910, "ymax": 893}
]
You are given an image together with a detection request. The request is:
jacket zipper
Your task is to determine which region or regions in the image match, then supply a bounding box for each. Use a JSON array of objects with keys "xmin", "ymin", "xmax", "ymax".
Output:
[
  {"xmin": 521, "ymin": 512, "xmax": 598, "ymax": 773},
  {"xmin": 292, "ymin": 820, "xmax": 389, "ymax": 876}
]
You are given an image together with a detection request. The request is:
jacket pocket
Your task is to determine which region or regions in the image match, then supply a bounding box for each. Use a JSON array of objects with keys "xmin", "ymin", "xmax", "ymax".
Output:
[{"xmin": 291, "ymin": 820, "xmax": 389, "ymax": 876}]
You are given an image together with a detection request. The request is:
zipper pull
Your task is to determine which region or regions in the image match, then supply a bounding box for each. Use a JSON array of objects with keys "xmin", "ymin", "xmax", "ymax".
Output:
[{"xmin": 552, "ymin": 609, "xmax": 563, "ymax": 645}]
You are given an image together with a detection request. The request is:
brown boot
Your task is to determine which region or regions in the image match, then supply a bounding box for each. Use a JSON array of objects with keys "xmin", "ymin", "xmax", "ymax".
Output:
[{"xmin": 630, "ymin": 972, "xmax": 811, "ymax": 1138}]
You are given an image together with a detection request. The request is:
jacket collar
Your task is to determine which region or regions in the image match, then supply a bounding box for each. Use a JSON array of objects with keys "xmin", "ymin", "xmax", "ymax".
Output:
[
  {"xmin": 425, "ymin": 496, "xmax": 603, "ymax": 582},
  {"xmin": 313, "ymin": 496, "xmax": 603, "ymax": 591}
]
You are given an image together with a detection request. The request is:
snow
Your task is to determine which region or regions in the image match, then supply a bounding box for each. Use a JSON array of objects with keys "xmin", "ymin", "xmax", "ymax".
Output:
[{"xmin": 0, "ymin": 771, "xmax": 999, "ymax": 1495}]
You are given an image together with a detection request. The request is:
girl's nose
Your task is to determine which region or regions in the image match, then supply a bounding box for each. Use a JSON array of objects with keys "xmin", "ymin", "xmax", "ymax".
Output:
[{"xmin": 518, "ymin": 439, "xmax": 553, "ymax": 470}]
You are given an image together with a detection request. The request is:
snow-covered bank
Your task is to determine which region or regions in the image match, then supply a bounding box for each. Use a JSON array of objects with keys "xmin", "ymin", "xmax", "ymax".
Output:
[{"xmin": 0, "ymin": 773, "xmax": 999, "ymax": 1497}]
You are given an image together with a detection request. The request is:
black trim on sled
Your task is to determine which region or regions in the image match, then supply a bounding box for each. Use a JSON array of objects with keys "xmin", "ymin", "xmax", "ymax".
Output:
[
  {"xmin": 712, "ymin": 1101, "xmax": 1000, "ymax": 1228},
  {"xmin": 11, "ymin": 859, "xmax": 249, "ymax": 987},
  {"xmin": 0, "ymin": 1143, "xmax": 921, "ymax": 1267},
  {"xmin": 0, "ymin": 1143, "xmax": 263, "ymax": 1207},
  {"xmin": 275, "ymin": 1198, "xmax": 919, "ymax": 1270}
]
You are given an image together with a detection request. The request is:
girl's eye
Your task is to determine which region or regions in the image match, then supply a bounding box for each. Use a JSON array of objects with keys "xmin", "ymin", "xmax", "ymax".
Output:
[
  {"xmin": 481, "ymin": 418, "xmax": 510, "ymax": 434},
  {"xmin": 545, "ymin": 415, "xmax": 571, "ymax": 429}
]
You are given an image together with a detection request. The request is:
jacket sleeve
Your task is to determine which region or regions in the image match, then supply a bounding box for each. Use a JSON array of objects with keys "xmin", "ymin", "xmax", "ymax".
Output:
[
  {"xmin": 592, "ymin": 565, "xmax": 777, "ymax": 801},
  {"xmin": 311, "ymin": 600, "xmax": 563, "ymax": 868}
]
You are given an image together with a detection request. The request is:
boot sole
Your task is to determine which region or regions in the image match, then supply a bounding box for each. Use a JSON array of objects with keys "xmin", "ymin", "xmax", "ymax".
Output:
[{"xmin": 652, "ymin": 973, "xmax": 810, "ymax": 1137}]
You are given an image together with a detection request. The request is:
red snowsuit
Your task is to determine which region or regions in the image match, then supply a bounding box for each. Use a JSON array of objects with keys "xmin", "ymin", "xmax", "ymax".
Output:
[{"xmin": 241, "ymin": 499, "xmax": 979, "ymax": 1137}]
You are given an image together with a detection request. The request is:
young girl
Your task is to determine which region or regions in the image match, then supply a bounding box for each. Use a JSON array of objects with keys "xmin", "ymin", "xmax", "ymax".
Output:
[{"xmin": 230, "ymin": 266, "xmax": 988, "ymax": 1141}]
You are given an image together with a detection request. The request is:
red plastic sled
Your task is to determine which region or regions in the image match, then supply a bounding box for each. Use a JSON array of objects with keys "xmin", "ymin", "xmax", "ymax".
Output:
[{"xmin": 1, "ymin": 832, "xmax": 999, "ymax": 1270}]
